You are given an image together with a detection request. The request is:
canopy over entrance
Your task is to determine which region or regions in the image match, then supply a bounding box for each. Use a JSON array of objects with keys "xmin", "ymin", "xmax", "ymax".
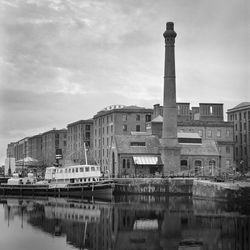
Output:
[{"xmin": 133, "ymin": 156, "xmax": 162, "ymax": 165}]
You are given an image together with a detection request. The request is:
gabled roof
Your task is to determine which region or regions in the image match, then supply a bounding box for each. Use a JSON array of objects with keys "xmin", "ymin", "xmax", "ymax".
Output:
[
  {"xmin": 114, "ymin": 135, "xmax": 160, "ymax": 155},
  {"xmin": 151, "ymin": 115, "xmax": 163, "ymax": 123},
  {"xmin": 180, "ymin": 140, "xmax": 219, "ymax": 156}
]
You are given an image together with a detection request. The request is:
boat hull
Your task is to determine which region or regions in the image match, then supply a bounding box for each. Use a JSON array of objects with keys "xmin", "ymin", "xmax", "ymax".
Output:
[{"xmin": 0, "ymin": 181, "xmax": 114, "ymax": 202}]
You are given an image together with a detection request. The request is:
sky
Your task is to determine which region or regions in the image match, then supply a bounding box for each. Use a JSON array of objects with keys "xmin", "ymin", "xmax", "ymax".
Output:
[{"xmin": 0, "ymin": 0, "xmax": 249, "ymax": 165}]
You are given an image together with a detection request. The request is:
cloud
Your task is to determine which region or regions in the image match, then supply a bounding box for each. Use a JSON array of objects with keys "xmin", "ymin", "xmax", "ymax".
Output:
[{"xmin": 0, "ymin": 0, "xmax": 249, "ymax": 164}]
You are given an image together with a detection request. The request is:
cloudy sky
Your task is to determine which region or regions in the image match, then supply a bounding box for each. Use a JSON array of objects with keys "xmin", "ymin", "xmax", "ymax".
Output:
[{"xmin": 0, "ymin": 0, "xmax": 249, "ymax": 164}]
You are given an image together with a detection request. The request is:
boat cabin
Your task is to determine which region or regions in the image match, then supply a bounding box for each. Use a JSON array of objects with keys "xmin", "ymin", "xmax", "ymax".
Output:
[{"xmin": 45, "ymin": 165, "xmax": 102, "ymax": 184}]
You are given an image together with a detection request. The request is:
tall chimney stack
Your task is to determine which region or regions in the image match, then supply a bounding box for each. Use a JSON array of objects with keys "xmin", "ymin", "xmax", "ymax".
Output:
[{"xmin": 160, "ymin": 22, "xmax": 180, "ymax": 175}]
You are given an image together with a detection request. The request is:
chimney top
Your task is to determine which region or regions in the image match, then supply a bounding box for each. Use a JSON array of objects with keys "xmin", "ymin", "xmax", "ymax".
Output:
[{"xmin": 166, "ymin": 22, "xmax": 174, "ymax": 30}]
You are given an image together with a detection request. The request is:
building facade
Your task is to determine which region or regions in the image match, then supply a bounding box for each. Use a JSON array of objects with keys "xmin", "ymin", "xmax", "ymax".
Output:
[
  {"xmin": 66, "ymin": 119, "xmax": 94, "ymax": 165},
  {"xmin": 41, "ymin": 128, "xmax": 67, "ymax": 167},
  {"xmin": 93, "ymin": 105, "xmax": 153, "ymax": 172},
  {"xmin": 110, "ymin": 132, "xmax": 221, "ymax": 177},
  {"xmin": 148, "ymin": 116, "xmax": 234, "ymax": 174},
  {"xmin": 28, "ymin": 134, "xmax": 43, "ymax": 163},
  {"xmin": 227, "ymin": 102, "xmax": 250, "ymax": 172},
  {"xmin": 153, "ymin": 103, "xmax": 224, "ymax": 122}
]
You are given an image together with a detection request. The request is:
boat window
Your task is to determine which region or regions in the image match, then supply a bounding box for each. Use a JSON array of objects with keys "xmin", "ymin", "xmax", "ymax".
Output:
[
  {"xmin": 60, "ymin": 169, "xmax": 63, "ymax": 173},
  {"xmin": 85, "ymin": 167, "xmax": 89, "ymax": 172},
  {"xmin": 76, "ymin": 168, "xmax": 78, "ymax": 173},
  {"xmin": 96, "ymin": 166, "xmax": 100, "ymax": 171},
  {"xmin": 80, "ymin": 167, "xmax": 84, "ymax": 172},
  {"xmin": 72, "ymin": 168, "xmax": 75, "ymax": 173},
  {"xmin": 69, "ymin": 169, "xmax": 71, "ymax": 173},
  {"xmin": 91, "ymin": 167, "xmax": 95, "ymax": 171},
  {"xmin": 65, "ymin": 169, "xmax": 67, "ymax": 173}
]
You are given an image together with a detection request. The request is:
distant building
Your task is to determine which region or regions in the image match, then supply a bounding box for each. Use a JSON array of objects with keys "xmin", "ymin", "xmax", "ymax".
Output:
[
  {"xmin": 14, "ymin": 137, "xmax": 29, "ymax": 161},
  {"xmin": 110, "ymin": 132, "xmax": 221, "ymax": 177},
  {"xmin": 28, "ymin": 134, "xmax": 43, "ymax": 163},
  {"xmin": 93, "ymin": 105, "xmax": 153, "ymax": 172},
  {"xmin": 153, "ymin": 103, "xmax": 224, "ymax": 122},
  {"xmin": 41, "ymin": 128, "xmax": 67, "ymax": 167},
  {"xmin": 148, "ymin": 103, "xmax": 234, "ymax": 174},
  {"xmin": 110, "ymin": 134, "xmax": 162, "ymax": 177},
  {"xmin": 227, "ymin": 102, "xmax": 250, "ymax": 172},
  {"xmin": 66, "ymin": 119, "xmax": 94, "ymax": 165}
]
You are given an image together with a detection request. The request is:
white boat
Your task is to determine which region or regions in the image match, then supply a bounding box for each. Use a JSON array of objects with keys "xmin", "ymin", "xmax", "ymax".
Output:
[{"xmin": 45, "ymin": 164, "xmax": 102, "ymax": 187}]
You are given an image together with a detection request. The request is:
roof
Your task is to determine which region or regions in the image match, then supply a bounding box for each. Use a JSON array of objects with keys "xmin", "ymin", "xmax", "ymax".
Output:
[
  {"xmin": 94, "ymin": 105, "xmax": 153, "ymax": 118},
  {"xmin": 67, "ymin": 119, "xmax": 93, "ymax": 128},
  {"xmin": 180, "ymin": 140, "xmax": 219, "ymax": 156},
  {"xmin": 151, "ymin": 115, "xmax": 163, "ymax": 123},
  {"xmin": 114, "ymin": 135, "xmax": 160, "ymax": 155},
  {"xmin": 151, "ymin": 115, "xmax": 233, "ymax": 127},
  {"xmin": 227, "ymin": 102, "xmax": 250, "ymax": 112},
  {"xmin": 177, "ymin": 132, "xmax": 201, "ymax": 139}
]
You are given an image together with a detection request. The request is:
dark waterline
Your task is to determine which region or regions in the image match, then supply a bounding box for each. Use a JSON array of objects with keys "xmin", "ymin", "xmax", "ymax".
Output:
[{"xmin": 0, "ymin": 195, "xmax": 249, "ymax": 250}]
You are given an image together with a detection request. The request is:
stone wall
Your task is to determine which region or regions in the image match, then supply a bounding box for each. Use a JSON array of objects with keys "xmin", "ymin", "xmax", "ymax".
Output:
[{"xmin": 114, "ymin": 178, "xmax": 193, "ymax": 195}]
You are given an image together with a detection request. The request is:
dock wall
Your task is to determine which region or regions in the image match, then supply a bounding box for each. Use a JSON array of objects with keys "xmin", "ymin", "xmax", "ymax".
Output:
[{"xmin": 114, "ymin": 178, "xmax": 193, "ymax": 195}]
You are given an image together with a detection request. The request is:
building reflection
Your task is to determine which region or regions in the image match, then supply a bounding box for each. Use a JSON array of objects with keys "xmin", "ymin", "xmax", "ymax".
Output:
[{"xmin": 0, "ymin": 196, "xmax": 249, "ymax": 250}]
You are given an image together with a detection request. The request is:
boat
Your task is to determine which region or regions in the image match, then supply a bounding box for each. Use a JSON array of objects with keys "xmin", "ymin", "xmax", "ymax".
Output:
[
  {"xmin": 43, "ymin": 164, "xmax": 114, "ymax": 200},
  {"xmin": 0, "ymin": 144, "xmax": 114, "ymax": 201}
]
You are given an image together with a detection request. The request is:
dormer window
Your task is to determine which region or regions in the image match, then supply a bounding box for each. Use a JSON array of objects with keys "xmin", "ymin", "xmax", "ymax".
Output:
[{"xmin": 130, "ymin": 142, "xmax": 146, "ymax": 146}]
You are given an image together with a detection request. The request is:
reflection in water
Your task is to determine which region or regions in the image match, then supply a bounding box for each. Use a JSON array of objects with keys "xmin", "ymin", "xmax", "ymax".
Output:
[{"xmin": 0, "ymin": 196, "xmax": 249, "ymax": 250}]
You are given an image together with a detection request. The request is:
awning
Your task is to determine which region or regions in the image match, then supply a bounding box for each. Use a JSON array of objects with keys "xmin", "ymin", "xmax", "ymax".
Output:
[{"xmin": 133, "ymin": 156, "xmax": 161, "ymax": 165}]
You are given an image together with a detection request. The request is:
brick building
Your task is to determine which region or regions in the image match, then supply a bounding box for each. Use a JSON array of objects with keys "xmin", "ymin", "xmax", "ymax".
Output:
[
  {"xmin": 41, "ymin": 128, "xmax": 67, "ymax": 167},
  {"xmin": 147, "ymin": 103, "xmax": 234, "ymax": 174},
  {"xmin": 93, "ymin": 105, "xmax": 153, "ymax": 172},
  {"xmin": 28, "ymin": 134, "xmax": 43, "ymax": 163},
  {"xmin": 227, "ymin": 102, "xmax": 250, "ymax": 172},
  {"xmin": 110, "ymin": 132, "xmax": 220, "ymax": 177},
  {"xmin": 66, "ymin": 119, "xmax": 93, "ymax": 165}
]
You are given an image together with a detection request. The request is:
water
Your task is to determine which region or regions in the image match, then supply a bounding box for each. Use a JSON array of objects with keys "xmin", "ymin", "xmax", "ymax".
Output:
[{"xmin": 0, "ymin": 195, "xmax": 249, "ymax": 250}]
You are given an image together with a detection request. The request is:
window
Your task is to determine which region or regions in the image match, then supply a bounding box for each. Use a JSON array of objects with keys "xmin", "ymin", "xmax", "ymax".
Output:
[
  {"xmin": 226, "ymin": 130, "xmax": 230, "ymax": 137},
  {"xmin": 85, "ymin": 167, "xmax": 89, "ymax": 172},
  {"xmin": 130, "ymin": 142, "xmax": 146, "ymax": 146},
  {"xmin": 85, "ymin": 132, "xmax": 90, "ymax": 139},
  {"xmin": 136, "ymin": 125, "xmax": 140, "ymax": 132},
  {"xmin": 76, "ymin": 168, "xmax": 78, "ymax": 173},
  {"xmin": 80, "ymin": 167, "xmax": 84, "ymax": 172},
  {"xmin": 122, "ymin": 114, "xmax": 127, "ymax": 121},
  {"xmin": 216, "ymin": 130, "xmax": 221, "ymax": 137},
  {"xmin": 198, "ymin": 130, "xmax": 203, "ymax": 137},
  {"xmin": 123, "ymin": 125, "xmax": 127, "ymax": 132},
  {"xmin": 209, "ymin": 106, "xmax": 213, "ymax": 115},
  {"xmin": 107, "ymin": 126, "xmax": 109, "ymax": 134},
  {"xmin": 146, "ymin": 114, "xmax": 151, "ymax": 122},
  {"xmin": 111, "ymin": 125, "xmax": 113, "ymax": 133},
  {"xmin": 207, "ymin": 130, "xmax": 212, "ymax": 138},
  {"xmin": 91, "ymin": 167, "xmax": 95, "ymax": 171},
  {"xmin": 180, "ymin": 160, "xmax": 188, "ymax": 171},
  {"xmin": 86, "ymin": 125, "xmax": 91, "ymax": 130},
  {"xmin": 226, "ymin": 146, "xmax": 230, "ymax": 154},
  {"xmin": 127, "ymin": 159, "xmax": 130, "ymax": 168},
  {"xmin": 136, "ymin": 115, "xmax": 140, "ymax": 121},
  {"xmin": 123, "ymin": 159, "xmax": 126, "ymax": 168}
]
